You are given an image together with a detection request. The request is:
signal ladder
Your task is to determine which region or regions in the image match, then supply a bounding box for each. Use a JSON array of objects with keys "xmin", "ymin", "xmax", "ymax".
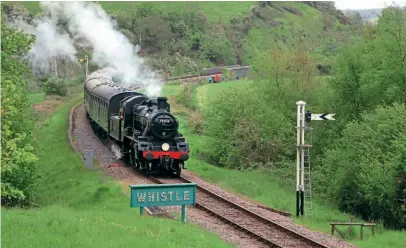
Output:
[{"xmin": 302, "ymin": 143, "xmax": 313, "ymax": 219}]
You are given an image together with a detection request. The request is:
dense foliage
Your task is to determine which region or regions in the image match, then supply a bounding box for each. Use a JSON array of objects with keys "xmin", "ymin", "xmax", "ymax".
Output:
[
  {"xmin": 201, "ymin": 6, "xmax": 406, "ymax": 229},
  {"xmin": 313, "ymin": 6, "xmax": 406, "ymax": 229},
  {"xmin": 111, "ymin": 5, "xmax": 230, "ymax": 75},
  {"xmin": 316, "ymin": 104, "xmax": 406, "ymax": 228},
  {"xmin": 43, "ymin": 77, "xmax": 68, "ymax": 96},
  {"xmin": 109, "ymin": 2, "xmax": 352, "ymax": 76},
  {"xmin": 1, "ymin": 24, "xmax": 39, "ymax": 206}
]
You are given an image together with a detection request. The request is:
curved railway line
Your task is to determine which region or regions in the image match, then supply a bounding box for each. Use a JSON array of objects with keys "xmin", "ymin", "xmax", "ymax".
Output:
[
  {"xmin": 70, "ymin": 101, "xmax": 355, "ymax": 248},
  {"xmin": 148, "ymin": 176, "xmax": 329, "ymax": 248}
]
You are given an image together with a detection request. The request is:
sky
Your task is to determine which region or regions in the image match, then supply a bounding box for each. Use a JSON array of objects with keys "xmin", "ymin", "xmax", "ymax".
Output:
[{"xmin": 334, "ymin": 0, "xmax": 406, "ymax": 10}]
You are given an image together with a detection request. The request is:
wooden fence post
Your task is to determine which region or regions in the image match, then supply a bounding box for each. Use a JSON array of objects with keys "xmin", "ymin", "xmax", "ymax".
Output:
[{"xmin": 347, "ymin": 216, "xmax": 354, "ymax": 239}]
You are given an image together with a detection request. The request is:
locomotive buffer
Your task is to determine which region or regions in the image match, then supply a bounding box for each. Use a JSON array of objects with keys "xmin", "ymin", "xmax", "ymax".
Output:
[{"xmin": 296, "ymin": 101, "xmax": 335, "ymax": 218}]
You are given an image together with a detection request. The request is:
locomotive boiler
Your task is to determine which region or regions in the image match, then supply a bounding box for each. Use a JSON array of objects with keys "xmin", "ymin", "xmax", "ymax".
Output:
[{"xmin": 84, "ymin": 68, "xmax": 189, "ymax": 177}]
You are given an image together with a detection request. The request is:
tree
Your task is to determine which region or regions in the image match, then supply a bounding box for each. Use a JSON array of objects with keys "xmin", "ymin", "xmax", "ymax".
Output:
[
  {"xmin": 1, "ymin": 24, "xmax": 39, "ymax": 206},
  {"xmin": 199, "ymin": 25, "xmax": 236, "ymax": 65},
  {"xmin": 315, "ymin": 104, "xmax": 406, "ymax": 228},
  {"xmin": 374, "ymin": 6, "xmax": 406, "ymax": 105}
]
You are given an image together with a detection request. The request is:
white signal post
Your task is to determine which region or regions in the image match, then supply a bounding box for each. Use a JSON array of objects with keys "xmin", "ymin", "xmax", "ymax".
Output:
[
  {"xmin": 295, "ymin": 100, "xmax": 336, "ymax": 217},
  {"xmin": 296, "ymin": 101, "xmax": 306, "ymax": 217}
]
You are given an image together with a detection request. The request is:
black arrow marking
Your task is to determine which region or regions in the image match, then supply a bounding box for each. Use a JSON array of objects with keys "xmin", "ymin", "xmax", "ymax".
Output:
[{"xmin": 320, "ymin": 113, "xmax": 328, "ymax": 120}]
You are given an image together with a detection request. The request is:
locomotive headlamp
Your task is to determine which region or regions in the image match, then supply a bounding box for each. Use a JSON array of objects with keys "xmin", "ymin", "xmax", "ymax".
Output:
[{"xmin": 162, "ymin": 143, "xmax": 170, "ymax": 151}]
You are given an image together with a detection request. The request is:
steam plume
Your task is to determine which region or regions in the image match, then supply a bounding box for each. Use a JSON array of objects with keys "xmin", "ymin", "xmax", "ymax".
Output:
[
  {"xmin": 6, "ymin": 8, "xmax": 77, "ymax": 77},
  {"xmin": 7, "ymin": 1, "xmax": 163, "ymax": 96},
  {"xmin": 111, "ymin": 144, "xmax": 123, "ymax": 160}
]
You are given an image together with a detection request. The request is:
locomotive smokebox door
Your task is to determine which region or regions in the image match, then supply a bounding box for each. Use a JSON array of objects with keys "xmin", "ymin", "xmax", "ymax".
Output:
[{"xmin": 84, "ymin": 150, "xmax": 94, "ymax": 170}]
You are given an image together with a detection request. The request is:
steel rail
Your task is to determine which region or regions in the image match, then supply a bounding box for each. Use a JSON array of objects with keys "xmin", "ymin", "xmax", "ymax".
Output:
[
  {"xmin": 149, "ymin": 176, "xmax": 329, "ymax": 248},
  {"xmin": 148, "ymin": 176, "xmax": 282, "ymax": 247}
]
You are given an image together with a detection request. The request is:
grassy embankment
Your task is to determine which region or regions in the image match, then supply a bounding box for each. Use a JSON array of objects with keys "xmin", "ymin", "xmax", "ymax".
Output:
[
  {"xmin": 161, "ymin": 80, "xmax": 406, "ymax": 248},
  {"xmin": 2, "ymin": 81, "xmax": 232, "ymax": 248}
]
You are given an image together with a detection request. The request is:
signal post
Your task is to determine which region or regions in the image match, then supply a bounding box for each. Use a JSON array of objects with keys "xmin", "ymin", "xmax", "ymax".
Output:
[{"xmin": 296, "ymin": 100, "xmax": 335, "ymax": 217}]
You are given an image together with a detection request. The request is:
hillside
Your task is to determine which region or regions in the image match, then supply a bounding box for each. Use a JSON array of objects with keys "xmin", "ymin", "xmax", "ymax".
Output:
[{"xmin": 3, "ymin": 1, "xmax": 354, "ymax": 77}]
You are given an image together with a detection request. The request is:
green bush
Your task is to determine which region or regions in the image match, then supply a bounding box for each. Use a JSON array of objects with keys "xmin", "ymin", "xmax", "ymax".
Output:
[
  {"xmin": 314, "ymin": 103, "xmax": 406, "ymax": 229},
  {"xmin": 1, "ymin": 24, "xmax": 39, "ymax": 206},
  {"xmin": 203, "ymin": 82, "xmax": 293, "ymax": 169},
  {"xmin": 175, "ymin": 83, "xmax": 194, "ymax": 109},
  {"xmin": 43, "ymin": 77, "xmax": 68, "ymax": 96}
]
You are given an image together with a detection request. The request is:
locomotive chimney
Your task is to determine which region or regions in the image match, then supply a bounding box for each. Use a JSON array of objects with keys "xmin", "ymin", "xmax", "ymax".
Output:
[{"xmin": 157, "ymin": 97, "xmax": 167, "ymax": 110}]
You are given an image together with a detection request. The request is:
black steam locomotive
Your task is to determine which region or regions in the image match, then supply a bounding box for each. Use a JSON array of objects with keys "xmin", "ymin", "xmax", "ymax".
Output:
[{"xmin": 84, "ymin": 69, "xmax": 189, "ymax": 177}]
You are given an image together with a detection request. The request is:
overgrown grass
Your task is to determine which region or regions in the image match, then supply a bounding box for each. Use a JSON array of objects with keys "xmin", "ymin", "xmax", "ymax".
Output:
[
  {"xmin": 3, "ymin": 205, "xmax": 231, "ymax": 248},
  {"xmin": 195, "ymin": 80, "xmax": 252, "ymax": 110},
  {"xmin": 2, "ymin": 93, "xmax": 233, "ymax": 248},
  {"xmin": 161, "ymin": 82, "xmax": 406, "ymax": 248},
  {"xmin": 8, "ymin": 1, "xmax": 252, "ymax": 23},
  {"xmin": 28, "ymin": 92, "xmax": 45, "ymax": 105},
  {"xmin": 90, "ymin": 1, "xmax": 253, "ymax": 23}
]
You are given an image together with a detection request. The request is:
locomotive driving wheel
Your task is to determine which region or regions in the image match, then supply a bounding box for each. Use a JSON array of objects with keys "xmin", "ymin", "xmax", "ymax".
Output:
[
  {"xmin": 172, "ymin": 161, "xmax": 182, "ymax": 177},
  {"xmin": 142, "ymin": 160, "xmax": 152, "ymax": 176},
  {"xmin": 128, "ymin": 149, "xmax": 135, "ymax": 167}
]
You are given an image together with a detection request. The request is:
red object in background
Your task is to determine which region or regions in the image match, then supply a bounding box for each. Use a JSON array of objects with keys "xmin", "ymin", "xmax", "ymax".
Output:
[
  {"xmin": 108, "ymin": 163, "xmax": 121, "ymax": 168},
  {"xmin": 214, "ymin": 74, "xmax": 220, "ymax": 82}
]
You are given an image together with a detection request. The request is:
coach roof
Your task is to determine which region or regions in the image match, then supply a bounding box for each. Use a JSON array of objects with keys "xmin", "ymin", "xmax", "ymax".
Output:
[{"xmin": 85, "ymin": 76, "xmax": 135, "ymax": 102}]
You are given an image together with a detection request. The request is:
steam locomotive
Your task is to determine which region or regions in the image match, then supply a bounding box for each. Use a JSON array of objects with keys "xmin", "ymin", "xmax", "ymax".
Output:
[{"xmin": 84, "ymin": 69, "xmax": 189, "ymax": 177}]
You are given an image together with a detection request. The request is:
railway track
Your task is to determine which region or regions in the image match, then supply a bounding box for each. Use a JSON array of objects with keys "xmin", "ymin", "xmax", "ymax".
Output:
[
  {"xmin": 69, "ymin": 103, "xmax": 354, "ymax": 248},
  {"xmin": 148, "ymin": 176, "xmax": 329, "ymax": 248}
]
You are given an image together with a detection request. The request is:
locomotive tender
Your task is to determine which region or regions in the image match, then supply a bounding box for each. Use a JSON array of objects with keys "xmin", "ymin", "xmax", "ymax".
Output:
[{"xmin": 84, "ymin": 69, "xmax": 189, "ymax": 177}]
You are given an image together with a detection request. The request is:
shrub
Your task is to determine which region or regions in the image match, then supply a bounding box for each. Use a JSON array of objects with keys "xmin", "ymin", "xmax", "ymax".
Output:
[
  {"xmin": 187, "ymin": 110, "xmax": 204, "ymax": 134},
  {"xmin": 175, "ymin": 83, "xmax": 194, "ymax": 109},
  {"xmin": 203, "ymin": 82, "xmax": 293, "ymax": 169},
  {"xmin": 43, "ymin": 77, "xmax": 68, "ymax": 96},
  {"xmin": 1, "ymin": 24, "xmax": 39, "ymax": 207},
  {"xmin": 315, "ymin": 103, "xmax": 406, "ymax": 229}
]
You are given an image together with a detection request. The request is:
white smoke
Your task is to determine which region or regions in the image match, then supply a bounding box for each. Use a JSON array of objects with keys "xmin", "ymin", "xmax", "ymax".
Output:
[
  {"xmin": 7, "ymin": 9, "xmax": 77, "ymax": 76},
  {"xmin": 7, "ymin": 1, "xmax": 163, "ymax": 97},
  {"xmin": 111, "ymin": 144, "xmax": 123, "ymax": 160}
]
